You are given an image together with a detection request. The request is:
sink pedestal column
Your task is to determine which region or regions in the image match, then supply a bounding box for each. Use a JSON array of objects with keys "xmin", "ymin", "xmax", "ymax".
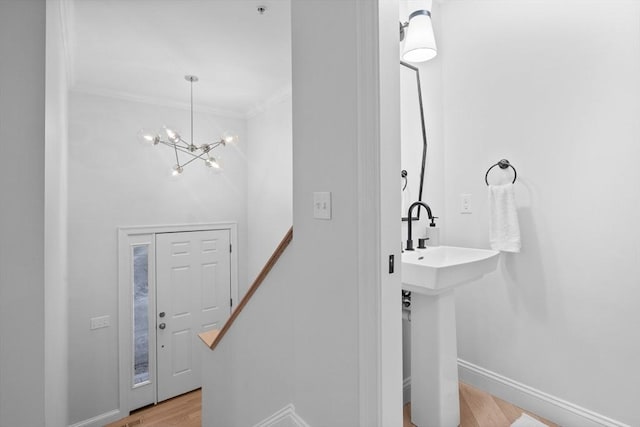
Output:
[{"xmin": 411, "ymin": 290, "xmax": 460, "ymax": 427}]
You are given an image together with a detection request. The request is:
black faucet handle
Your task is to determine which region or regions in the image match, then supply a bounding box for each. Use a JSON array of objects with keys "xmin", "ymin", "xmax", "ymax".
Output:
[
  {"xmin": 418, "ymin": 238, "xmax": 428, "ymax": 249},
  {"xmin": 405, "ymin": 239, "xmax": 414, "ymax": 251}
]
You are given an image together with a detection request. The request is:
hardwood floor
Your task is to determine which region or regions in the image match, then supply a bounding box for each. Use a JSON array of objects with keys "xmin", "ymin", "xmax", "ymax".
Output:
[
  {"xmin": 104, "ymin": 389, "xmax": 201, "ymax": 427},
  {"xmin": 404, "ymin": 383, "xmax": 557, "ymax": 427},
  {"xmin": 106, "ymin": 383, "xmax": 556, "ymax": 427}
]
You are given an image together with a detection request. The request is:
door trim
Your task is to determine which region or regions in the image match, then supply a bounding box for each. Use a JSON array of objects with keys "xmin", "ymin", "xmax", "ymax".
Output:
[
  {"xmin": 117, "ymin": 222, "xmax": 238, "ymax": 416},
  {"xmin": 354, "ymin": 0, "xmax": 403, "ymax": 424}
]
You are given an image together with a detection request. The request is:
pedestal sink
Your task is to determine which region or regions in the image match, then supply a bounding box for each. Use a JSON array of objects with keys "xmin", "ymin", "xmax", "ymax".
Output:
[{"xmin": 402, "ymin": 246, "xmax": 499, "ymax": 427}]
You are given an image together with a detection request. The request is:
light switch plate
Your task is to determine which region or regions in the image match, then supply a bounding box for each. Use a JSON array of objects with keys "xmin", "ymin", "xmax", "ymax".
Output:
[
  {"xmin": 460, "ymin": 193, "xmax": 472, "ymax": 214},
  {"xmin": 90, "ymin": 315, "xmax": 110, "ymax": 330},
  {"xmin": 313, "ymin": 192, "xmax": 332, "ymax": 220}
]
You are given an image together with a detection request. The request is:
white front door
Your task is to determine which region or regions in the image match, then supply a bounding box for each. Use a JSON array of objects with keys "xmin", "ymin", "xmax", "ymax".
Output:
[{"xmin": 155, "ymin": 229, "xmax": 232, "ymax": 402}]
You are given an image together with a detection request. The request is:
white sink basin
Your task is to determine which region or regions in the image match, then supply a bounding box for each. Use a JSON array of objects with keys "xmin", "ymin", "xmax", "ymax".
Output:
[{"xmin": 402, "ymin": 246, "xmax": 499, "ymax": 295}]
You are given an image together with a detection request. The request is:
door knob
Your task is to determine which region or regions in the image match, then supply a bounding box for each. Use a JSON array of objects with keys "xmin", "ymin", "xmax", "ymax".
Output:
[
  {"xmin": 159, "ymin": 312, "xmax": 165, "ymax": 318},
  {"xmin": 158, "ymin": 323, "xmax": 166, "ymax": 330}
]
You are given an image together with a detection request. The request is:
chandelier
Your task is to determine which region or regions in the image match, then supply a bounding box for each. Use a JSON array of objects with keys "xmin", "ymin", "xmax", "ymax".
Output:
[{"xmin": 137, "ymin": 75, "xmax": 238, "ymax": 176}]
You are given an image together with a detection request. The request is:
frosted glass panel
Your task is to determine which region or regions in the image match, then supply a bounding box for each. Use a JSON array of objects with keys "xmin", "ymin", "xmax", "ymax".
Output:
[{"xmin": 133, "ymin": 245, "xmax": 150, "ymax": 385}]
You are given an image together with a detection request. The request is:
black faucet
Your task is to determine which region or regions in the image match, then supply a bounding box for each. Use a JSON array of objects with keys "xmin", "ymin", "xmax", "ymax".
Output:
[{"xmin": 406, "ymin": 201, "xmax": 434, "ymax": 251}]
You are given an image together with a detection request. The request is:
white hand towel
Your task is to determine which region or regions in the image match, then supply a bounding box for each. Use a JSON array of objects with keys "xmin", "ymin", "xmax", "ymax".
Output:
[
  {"xmin": 511, "ymin": 413, "xmax": 548, "ymax": 427},
  {"xmin": 488, "ymin": 183, "xmax": 521, "ymax": 253}
]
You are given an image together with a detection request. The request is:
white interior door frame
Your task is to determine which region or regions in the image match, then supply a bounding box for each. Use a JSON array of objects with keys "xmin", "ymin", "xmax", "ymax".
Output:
[
  {"xmin": 117, "ymin": 222, "xmax": 238, "ymax": 416},
  {"xmin": 354, "ymin": 0, "xmax": 403, "ymax": 425}
]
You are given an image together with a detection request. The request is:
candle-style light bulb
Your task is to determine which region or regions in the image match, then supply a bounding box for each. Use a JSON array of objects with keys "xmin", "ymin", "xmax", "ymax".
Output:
[
  {"xmin": 137, "ymin": 128, "xmax": 159, "ymax": 145},
  {"xmin": 164, "ymin": 126, "xmax": 181, "ymax": 144},
  {"xmin": 172, "ymin": 165, "xmax": 184, "ymax": 176},
  {"xmin": 221, "ymin": 131, "xmax": 238, "ymax": 145}
]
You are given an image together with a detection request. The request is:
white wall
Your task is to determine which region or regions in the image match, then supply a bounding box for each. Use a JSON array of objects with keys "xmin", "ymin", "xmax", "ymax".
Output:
[
  {"xmin": 203, "ymin": 0, "xmax": 403, "ymax": 425},
  {"xmin": 399, "ymin": 0, "xmax": 445, "ymax": 245},
  {"xmin": 437, "ymin": 1, "xmax": 640, "ymax": 425},
  {"xmin": 400, "ymin": 64, "xmax": 425, "ymax": 216},
  {"xmin": 45, "ymin": 0, "xmax": 69, "ymax": 425},
  {"xmin": 290, "ymin": 1, "xmax": 364, "ymax": 422},
  {"xmin": 400, "ymin": 0, "xmax": 445, "ymax": 395},
  {"xmin": 202, "ymin": 250, "xmax": 295, "ymax": 426},
  {"xmin": 247, "ymin": 94, "xmax": 293, "ymax": 283},
  {"xmin": 203, "ymin": 0, "xmax": 360, "ymax": 421},
  {"xmin": 0, "ymin": 1, "xmax": 46, "ymax": 426},
  {"xmin": 198, "ymin": 93, "xmax": 294, "ymax": 426},
  {"xmin": 66, "ymin": 92, "xmax": 248, "ymax": 424}
]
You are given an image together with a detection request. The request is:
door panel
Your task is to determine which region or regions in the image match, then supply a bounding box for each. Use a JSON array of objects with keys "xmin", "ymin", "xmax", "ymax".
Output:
[{"xmin": 156, "ymin": 229, "xmax": 231, "ymax": 402}]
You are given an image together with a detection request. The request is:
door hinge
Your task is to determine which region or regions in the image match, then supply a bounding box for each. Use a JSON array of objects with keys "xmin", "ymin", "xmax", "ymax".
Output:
[
  {"xmin": 229, "ymin": 243, "xmax": 232, "ymax": 253},
  {"xmin": 230, "ymin": 298, "xmax": 233, "ymax": 307}
]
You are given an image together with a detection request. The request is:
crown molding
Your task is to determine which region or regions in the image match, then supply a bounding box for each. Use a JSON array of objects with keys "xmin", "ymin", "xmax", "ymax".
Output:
[
  {"xmin": 70, "ymin": 84, "xmax": 247, "ymax": 119},
  {"xmin": 70, "ymin": 83, "xmax": 293, "ymax": 121},
  {"xmin": 245, "ymin": 84, "xmax": 292, "ymax": 119}
]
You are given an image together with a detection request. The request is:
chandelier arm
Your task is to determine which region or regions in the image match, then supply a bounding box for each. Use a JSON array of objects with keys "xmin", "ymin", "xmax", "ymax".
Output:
[
  {"xmin": 157, "ymin": 139, "xmax": 179, "ymax": 148},
  {"xmin": 169, "ymin": 144, "xmax": 209, "ymax": 159},
  {"xmin": 157, "ymin": 139, "xmax": 191, "ymax": 151},
  {"xmin": 180, "ymin": 151, "xmax": 208, "ymax": 168},
  {"xmin": 171, "ymin": 145, "xmax": 203, "ymax": 157},
  {"xmin": 207, "ymin": 141, "xmax": 224, "ymax": 150},
  {"xmin": 177, "ymin": 138, "xmax": 191, "ymax": 148},
  {"xmin": 173, "ymin": 144, "xmax": 181, "ymax": 167}
]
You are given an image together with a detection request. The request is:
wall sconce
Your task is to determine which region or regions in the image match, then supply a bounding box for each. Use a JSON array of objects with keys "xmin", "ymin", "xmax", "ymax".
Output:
[{"xmin": 400, "ymin": 9, "xmax": 437, "ymax": 62}]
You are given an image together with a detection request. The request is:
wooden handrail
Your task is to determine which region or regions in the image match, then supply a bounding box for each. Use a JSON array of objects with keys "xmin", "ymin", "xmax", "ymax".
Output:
[{"xmin": 199, "ymin": 227, "xmax": 293, "ymax": 350}]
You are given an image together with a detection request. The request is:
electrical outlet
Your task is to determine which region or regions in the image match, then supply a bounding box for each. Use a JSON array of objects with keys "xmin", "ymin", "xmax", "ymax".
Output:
[
  {"xmin": 90, "ymin": 315, "xmax": 110, "ymax": 330},
  {"xmin": 460, "ymin": 193, "xmax": 472, "ymax": 214},
  {"xmin": 313, "ymin": 192, "xmax": 332, "ymax": 220}
]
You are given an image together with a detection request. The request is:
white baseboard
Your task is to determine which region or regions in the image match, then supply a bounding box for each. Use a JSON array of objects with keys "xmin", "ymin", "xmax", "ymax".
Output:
[
  {"xmin": 68, "ymin": 409, "xmax": 121, "ymax": 427},
  {"xmin": 253, "ymin": 404, "xmax": 311, "ymax": 427},
  {"xmin": 457, "ymin": 359, "xmax": 631, "ymax": 427}
]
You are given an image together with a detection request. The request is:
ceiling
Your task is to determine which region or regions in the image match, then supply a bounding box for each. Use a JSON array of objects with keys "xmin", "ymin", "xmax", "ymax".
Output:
[{"xmin": 66, "ymin": 0, "xmax": 292, "ymax": 118}]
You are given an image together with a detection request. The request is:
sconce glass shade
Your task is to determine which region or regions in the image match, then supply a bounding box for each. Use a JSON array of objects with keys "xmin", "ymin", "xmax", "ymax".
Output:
[{"xmin": 402, "ymin": 10, "xmax": 437, "ymax": 63}]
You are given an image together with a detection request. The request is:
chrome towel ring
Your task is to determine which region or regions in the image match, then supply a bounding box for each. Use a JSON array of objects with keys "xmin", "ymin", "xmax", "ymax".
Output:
[{"xmin": 485, "ymin": 159, "xmax": 517, "ymax": 186}]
